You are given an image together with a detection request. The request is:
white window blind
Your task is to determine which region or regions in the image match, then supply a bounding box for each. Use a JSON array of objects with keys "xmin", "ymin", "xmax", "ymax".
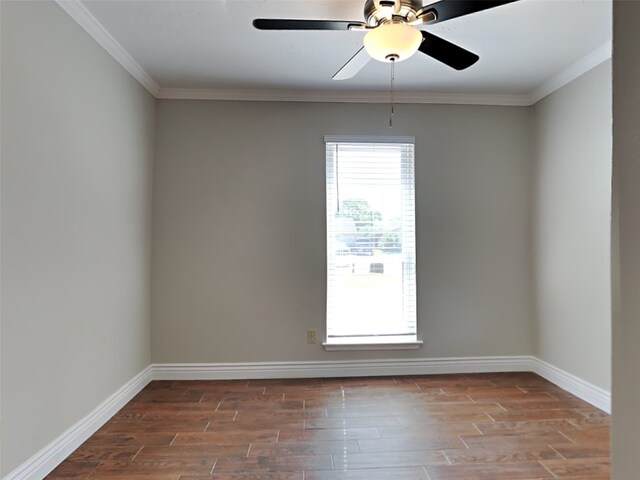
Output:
[{"xmin": 325, "ymin": 137, "xmax": 416, "ymax": 343}]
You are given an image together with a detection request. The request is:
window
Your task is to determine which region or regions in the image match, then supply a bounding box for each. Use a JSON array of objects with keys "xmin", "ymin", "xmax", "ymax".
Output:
[{"xmin": 324, "ymin": 136, "xmax": 420, "ymax": 349}]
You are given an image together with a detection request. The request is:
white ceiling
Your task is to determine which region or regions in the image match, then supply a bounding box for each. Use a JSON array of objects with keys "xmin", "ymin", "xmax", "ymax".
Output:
[{"xmin": 80, "ymin": 0, "xmax": 611, "ymax": 97}]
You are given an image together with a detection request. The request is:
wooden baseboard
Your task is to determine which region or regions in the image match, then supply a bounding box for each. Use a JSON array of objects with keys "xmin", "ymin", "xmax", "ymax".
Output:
[
  {"xmin": 152, "ymin": 356, "xmax": 534, "ymax": 380},
  {"xmin": 532, "ymin": 357, "xmax": 611, "ymax": 413},
  {"xmin": 3, "ymin": 366, "xmax": 153, "ymax": 480},
  {"xmin": 4, "ymin": 355, "xmax": 611, "ymax": 480}
]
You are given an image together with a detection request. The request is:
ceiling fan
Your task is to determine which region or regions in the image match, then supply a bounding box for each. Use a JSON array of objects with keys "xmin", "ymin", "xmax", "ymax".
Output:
[{"xmin": 253, "ymin": 0, "xmax": 520, "ymax": 80}]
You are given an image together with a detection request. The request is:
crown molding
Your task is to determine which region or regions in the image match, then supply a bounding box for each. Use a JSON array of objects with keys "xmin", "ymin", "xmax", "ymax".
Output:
[
  {"xmin": 55, "ymin": 0, "xmax": 160, "ymax": 97},
  {"xmin": 55, "ymin": 1, "xmax": 610, "ymax": 107},
  {"xmin": 157, "ymin": 87, "xmax": 532, "ymax": 106},
  {"xmin": 528, "ymin": 40, "xmax": 612, "ymax": 105}
]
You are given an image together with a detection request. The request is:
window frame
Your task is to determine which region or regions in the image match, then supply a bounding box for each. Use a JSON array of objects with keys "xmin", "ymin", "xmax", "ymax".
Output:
[{"xmin": 323, "ymin": 135, "xmax": 422, "ymax": 351}]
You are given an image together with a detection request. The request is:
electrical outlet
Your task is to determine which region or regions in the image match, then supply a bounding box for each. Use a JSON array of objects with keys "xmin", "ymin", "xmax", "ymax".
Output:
[{"xmin": 307, "ymin": 329, "xmax": 317, "ymax": 344}]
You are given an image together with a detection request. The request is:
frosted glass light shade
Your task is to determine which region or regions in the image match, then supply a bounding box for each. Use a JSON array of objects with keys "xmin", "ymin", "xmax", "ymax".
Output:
[{"xmin": 363, "ymin": 23, "xmax": 423, "ymax": 62}]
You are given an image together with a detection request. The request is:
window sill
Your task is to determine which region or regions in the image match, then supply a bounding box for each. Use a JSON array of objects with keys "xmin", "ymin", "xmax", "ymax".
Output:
[{"xmin": 323, "ymin": 337, "xmax": 423, "ymax": 351}]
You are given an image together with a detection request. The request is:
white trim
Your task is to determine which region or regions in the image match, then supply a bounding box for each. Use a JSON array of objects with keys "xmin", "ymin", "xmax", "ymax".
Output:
[
  {"xmin": 152, "ymin": 356, "xmax": 533, "ymax": 381},
  {"xmin": 3, "ymin": 357, "xmax": 610, "ymax": 479},
  {"xmin": 322, "ymin": 340, "xmax": 423, "ymax": 351},
  {"xmin": 54, "ymin": 0, "xmax": 160, "ymax": 97},
  {"xmin": 155, "ymin": 39, "xmax": 612, "ymax": 105},
  {"xmin": 52, "ymin": 2, "xmax": 610, "ymax": 106},
  {"xmin": 157, "ymin": 87, "xmax": 531, "ymax": 106},
  {"xmin": 3, "ymin": 366, "xmax": 153, "ymax": 480},
  {"xmin": 531, "ymin": 357, "xmax": 611, "ymax": 414},
  {"xmin": 152, "ymin": 357, "xmax": 611, "ymax": 413},
  {"xmin": 528, "ymin": 41, "xmax": 612, "ymax": 105},
  {"xmin": 324, "ymin": 135, "xmax": 415, "ymax": 144}
]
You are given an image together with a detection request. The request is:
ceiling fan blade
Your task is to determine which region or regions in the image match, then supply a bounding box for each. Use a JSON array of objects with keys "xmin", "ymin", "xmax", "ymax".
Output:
[
  {"xmin": 421, "ymin": 0, "xmax": 520, "ymax": 25},
  {"xmin": 333, "ymin": 47, "xmax": 371, "ymax": 80},
  {"xmin": 418, "ymin": 31, "xmax": 479, "ymax": 70},
  {"xmin": 253, "ymin": 19, "xmax": 366, "ymax": 31}
]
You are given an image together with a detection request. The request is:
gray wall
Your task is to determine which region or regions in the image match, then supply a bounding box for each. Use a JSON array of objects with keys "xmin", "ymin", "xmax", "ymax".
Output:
[
  {"xmin": 151, "ymin": 100, "xmax": 534, "ymax": 363},
  {"xmin": 0, "ymin": 1, "xmax": 155, "ymax": 475},
  {"xmin": 612, "ymin": 1, "xmax": 640, "ymax": 477},
  {"xmin": 0, "ymin": 0, "xmax": 617, "ymax": 474},
  {"xmin": 531, "ymin": 61, "xmax": 612, "ymax": 390}
]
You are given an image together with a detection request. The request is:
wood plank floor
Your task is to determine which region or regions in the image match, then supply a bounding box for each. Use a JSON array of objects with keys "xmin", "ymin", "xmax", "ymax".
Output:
[{"xmin": 46, "ymin": 372, "xmax": 610, "ymax": 479}]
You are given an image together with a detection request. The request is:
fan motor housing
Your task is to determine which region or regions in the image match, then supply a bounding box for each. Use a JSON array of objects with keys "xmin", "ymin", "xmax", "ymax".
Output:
[{"xmin": 364, "ymin": 0, "xmax": 424, "ymax": 26}]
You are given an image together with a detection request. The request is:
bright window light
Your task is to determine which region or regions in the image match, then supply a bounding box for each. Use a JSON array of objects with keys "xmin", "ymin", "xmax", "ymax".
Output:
[{"xmin": 325, "ymin": 137, "xmax": 417, "ymax": 344}]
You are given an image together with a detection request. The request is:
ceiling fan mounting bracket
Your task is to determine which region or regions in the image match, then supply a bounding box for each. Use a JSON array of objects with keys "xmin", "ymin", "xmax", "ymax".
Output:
[{"xmin": 364, "ymin": 0, "xmax": 424, "ymax": 27}]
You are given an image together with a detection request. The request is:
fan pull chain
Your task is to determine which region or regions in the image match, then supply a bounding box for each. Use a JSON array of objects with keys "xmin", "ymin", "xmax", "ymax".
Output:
[
  {"xmin": 335, "ymin": 145, "xmax": 340, "ymax": 213},
  {"xmin": 389, "ymin": 59, "xmax": 395, "ymax": 128}
]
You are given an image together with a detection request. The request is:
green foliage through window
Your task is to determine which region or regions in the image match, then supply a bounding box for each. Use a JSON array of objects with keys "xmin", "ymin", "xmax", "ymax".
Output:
[{"xmin": 337, "ymin": 199, "xmax": 382, "ymax": 230}]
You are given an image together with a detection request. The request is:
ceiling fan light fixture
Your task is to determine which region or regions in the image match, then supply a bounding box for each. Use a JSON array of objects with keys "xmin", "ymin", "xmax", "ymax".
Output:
[{"xmin": 363, "ymin": 23, "xmax": 422, "ymax": 62}]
